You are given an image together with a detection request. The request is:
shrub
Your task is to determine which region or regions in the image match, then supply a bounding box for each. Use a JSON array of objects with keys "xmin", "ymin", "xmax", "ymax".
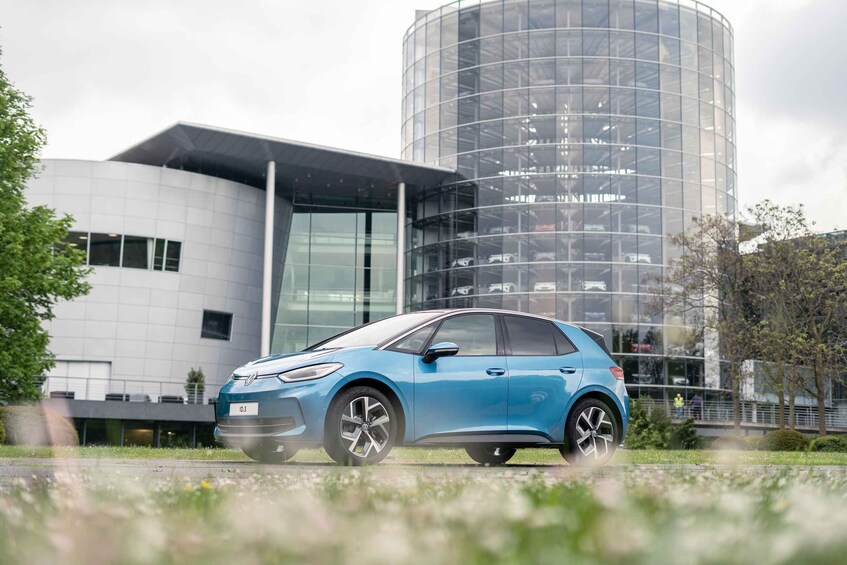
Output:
[
  {"xmin": 745, "ymin": 436, "xmax": 762, "ymax": 450},
  {"xmin": 0, "ymin": 405, "xmax": 78, "ymax": 446},
  {"xmin": 669, "ymin": 418, "xmax": 699, "ymax": 450},
  {"xmin": 759, "ymin": 430, "xmax": 809, "ymax": 452},
  {"xmin": 710, "ymin": 436, "xmax": 751, "ymax": 451},
  {"xmin": 808, "ymin": 435, "xmax": 847, "ymax": 453},
  {"xmin": 624, "ymin": 400, "xmax": 670, "ymax": 449}
]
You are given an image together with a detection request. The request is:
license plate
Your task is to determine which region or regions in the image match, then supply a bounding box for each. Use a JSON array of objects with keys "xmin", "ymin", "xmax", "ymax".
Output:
[{"xmin": 229, "ymin": 402, "xmax": 258, "ymax": 416}]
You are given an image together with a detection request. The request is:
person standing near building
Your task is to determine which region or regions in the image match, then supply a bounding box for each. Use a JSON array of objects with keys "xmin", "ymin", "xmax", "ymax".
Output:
[
  {"xmin": 690, "ymin": 394, "xmax": 703, "ymax": 420},
  {"xmin": 673, "ymin": 393, "xmax": 685, "ymax": 419}
]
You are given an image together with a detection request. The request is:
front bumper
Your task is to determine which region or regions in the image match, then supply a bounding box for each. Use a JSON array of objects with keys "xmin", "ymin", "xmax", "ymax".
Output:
[{"xmin": 214, "ymin": 374, "xmax": 336, "ymax": 448}]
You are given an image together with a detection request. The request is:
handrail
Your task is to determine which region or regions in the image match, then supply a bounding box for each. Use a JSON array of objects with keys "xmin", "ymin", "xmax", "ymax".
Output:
[
  {"xmin": 41, "ymin": 376, "xmax": 223, "ymax": 404},
  {"xmin": 642, "ymin": 398, "xmax": 847, "ymax": 432}
]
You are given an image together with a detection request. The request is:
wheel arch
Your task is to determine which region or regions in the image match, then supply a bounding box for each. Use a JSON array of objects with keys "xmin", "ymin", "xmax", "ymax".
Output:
[
  {"xmin": 565, "ymin": 387, "xmax": 626, "ymax": 441},
  {"xmin": 324, "ymin": 376, "xmax": 408, "ymax": 445}
]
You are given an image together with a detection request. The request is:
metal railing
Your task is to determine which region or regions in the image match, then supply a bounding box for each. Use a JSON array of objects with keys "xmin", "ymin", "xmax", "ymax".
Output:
[
  {"xmin": 642, "ymin": 399, "xmax": 847, "ymax": 432},
  {"xmin": 41, "ymin": 376, "xmax": 222, "ymax": 404}
]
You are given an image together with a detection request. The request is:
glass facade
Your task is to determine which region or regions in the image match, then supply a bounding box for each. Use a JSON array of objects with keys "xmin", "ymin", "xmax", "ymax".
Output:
[
  {"xmin": 401, "ymin": 0, "xmax": 736, "ymax": 399},
  {"xmin": 271, "ymin": 208, "xmax": 398, "ymax": 353}
]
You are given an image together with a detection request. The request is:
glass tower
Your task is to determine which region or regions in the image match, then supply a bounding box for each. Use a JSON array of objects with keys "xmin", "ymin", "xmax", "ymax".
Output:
[{"xmin": 401, "ymin": 0, "xmax": 736, "ymax": 400}]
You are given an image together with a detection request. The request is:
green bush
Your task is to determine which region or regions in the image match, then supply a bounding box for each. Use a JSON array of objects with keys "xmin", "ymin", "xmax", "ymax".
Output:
[
  {"xmin": 759, "ymin": 430, "xmax": 809, "ymax": 452},
  {"xmin": 745, "ymin": 436, "xmax": 762, "ymax": 450},
  {"xmin": 710, "ymin": 435, "xmax": 751, "ymax": 450},
  {"xmin": 625, "ymin": 401, "xmax": 703, "ymax": 450},
  {"xmin": 624, "ymin": 400, "xmax": 670, "ymax": 449},
  {"xmin": 0, "ymin": 408, "xmax": 5, "ymax": 444},
  {"xmin": 808, "ymin": 435, "xmax": 847, "ymax": 453},
  {"xmin": 669, "ymin": 418, "xmax": 699, "ymax": 450},
  {"xmin": 0, "ymin": 405, "xmax": 78, "ymax": 446}
]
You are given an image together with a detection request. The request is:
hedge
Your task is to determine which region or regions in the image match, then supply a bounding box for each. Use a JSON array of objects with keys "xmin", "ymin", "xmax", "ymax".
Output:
[
  {"xmin": 759, "ymin": 430, "xmax": 809, "ymax": 452},
  {"xmin": 0, "ymin": 405, "xmax": 78, "ymax": 446},
  {"xmin": 710, "ymin": 436, "xmax": 751, "ymax": 451},
  {"xmin": 808, "ymin": 435, "xmax": 847, "ymax": 453}
]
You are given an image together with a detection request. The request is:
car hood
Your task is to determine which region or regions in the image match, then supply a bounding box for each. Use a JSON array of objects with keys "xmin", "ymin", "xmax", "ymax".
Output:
[{"xmin": 233, "ymin": 349, "xmax": 341, "ymax": 378}]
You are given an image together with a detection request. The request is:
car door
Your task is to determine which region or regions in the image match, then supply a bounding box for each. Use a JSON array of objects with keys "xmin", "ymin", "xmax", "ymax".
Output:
[
  {"xmin": 503, "ymin": 315, "xmax": 583, "ymax": 439},
  {"xmin": 413, "ymin": 313, "xmax": 508, "ymax": 440}
]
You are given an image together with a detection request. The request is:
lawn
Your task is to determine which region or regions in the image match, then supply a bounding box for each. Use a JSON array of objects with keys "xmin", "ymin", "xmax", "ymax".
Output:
[
  {"xmin": 1, "ymin": 463, "xmax": 847, "ymax": 563},
  {"xmin": 3, "ymin": 444, "xmax": 847, "ymax": 465}
]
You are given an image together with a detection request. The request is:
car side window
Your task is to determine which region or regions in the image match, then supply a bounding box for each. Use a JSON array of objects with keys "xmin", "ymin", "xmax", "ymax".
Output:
[
  {"xmin": 552, "ymin": 325, "xmax": 577, "ymax": 355},
  {"xmin": 430, "ymin": 315, "xmax": 497, "ymax": 356},
  {"xmin": 504, "ymin": 316, "xmax": 559, "ymax": 356},
  {"xmin": 391, "ymin": 324, "xmax": 437, "ymax": 354}
]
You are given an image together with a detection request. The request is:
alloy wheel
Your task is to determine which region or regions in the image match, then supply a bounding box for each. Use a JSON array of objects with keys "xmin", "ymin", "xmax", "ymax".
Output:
[
  {"xmin": 340, "ymin": 396, "xmax": 391, "ymax": 458},
  {"xmin": 574, "ymin": 406, "xmax": 615, "ymax": 459}
]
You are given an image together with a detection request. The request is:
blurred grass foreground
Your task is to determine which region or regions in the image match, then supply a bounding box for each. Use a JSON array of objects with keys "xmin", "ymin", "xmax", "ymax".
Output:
[{"xmin": 2, "ymin": 462, "xmax": 847, "ymax": 564}]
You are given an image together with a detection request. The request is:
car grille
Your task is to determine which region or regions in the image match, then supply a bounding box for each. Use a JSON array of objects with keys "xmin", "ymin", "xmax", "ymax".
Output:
[{"xmin": 217, "ymin": 417, "xmax": 296, "ymax": 436}]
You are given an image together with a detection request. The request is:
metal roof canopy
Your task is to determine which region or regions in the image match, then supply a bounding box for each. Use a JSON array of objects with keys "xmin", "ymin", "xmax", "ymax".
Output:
[{"xmin": 109, "ymin": 122, "xmax": 456, "ymax": 208}]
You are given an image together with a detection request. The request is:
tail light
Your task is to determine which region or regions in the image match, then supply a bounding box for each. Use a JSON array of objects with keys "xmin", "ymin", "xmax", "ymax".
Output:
[{"xmin": 610, "ymin": 367, "xmax": 624, "ymax": 380}]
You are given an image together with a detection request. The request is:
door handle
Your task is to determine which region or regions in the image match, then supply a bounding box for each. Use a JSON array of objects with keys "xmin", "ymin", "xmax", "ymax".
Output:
[
  {"xmin": 560, "ymin": 367, "xmax": 577, "ymax": 374},
  {"xmin": 486, "ymin": 368, "xmax": 506, "ymax": 376}
]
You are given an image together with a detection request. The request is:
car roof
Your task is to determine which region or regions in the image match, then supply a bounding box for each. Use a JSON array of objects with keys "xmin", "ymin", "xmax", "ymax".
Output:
[{"xmin": 409, "ymin": 308, "xmax": 576, "ymax": 328}]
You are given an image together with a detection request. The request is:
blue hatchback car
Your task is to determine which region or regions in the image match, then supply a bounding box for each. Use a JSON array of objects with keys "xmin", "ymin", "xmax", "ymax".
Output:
[{"xmin": 215, "ymin": 309, "xmax": 629, "ymax": 466}]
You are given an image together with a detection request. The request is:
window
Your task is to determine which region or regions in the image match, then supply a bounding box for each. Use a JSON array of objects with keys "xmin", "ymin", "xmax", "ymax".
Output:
[
  {"xmin": 165, "ymin": 241, "xmax": 181, "ymax": 272},
  {"xmin": 392, "ymin": 324, "xmax": 437, "ymax": 354},
  {"xmin": 154, "ymin": 238, "xmax": 182, "ymax": 272},
  {"xmin": 308, "ymin": 312, "xmax": 442, "ymax": 350},
  {"xmin": 63, "ymin": 231, "xmax": 89, "ymax": 257},
  {"xmin": 201, "ymin": 310, "xmax": 233, "ymax": 341},
  {"xmin": 431, "ymin": 314, "xmax": 497, "ymax": 356},
  {"xmin": 62, "ymin": 231, "xmax": 181, "ymax": 272},
  {"xmin": 88, "ymin": 233, "xmax": 121, "ymax": 266},
  {"xmin": 505, "ymin": 316, "xmax": 557, "ymax": 356},
  {"xmin": 553, "ymin": 326, "xmax": 577, "ymax": 355},
  {"xmin": 122, "ymin": 236, "xmax": 153, "ymax": 269}
]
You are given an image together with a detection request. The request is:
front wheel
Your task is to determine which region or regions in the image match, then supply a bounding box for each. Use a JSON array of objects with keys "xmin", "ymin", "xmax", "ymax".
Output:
[
  {"xmin": 242, "ymin": 443, "xmax": 299, "ymax": 464},
  {"xmin": 324, "ymin": 386, "xmax": 397, "ymax": 466},
  {"xmin": 466, "ymin": 445, "xmax": 516, "ymax": 466},
  {"xmin": 561, "ymin": 398, "xmax": 619, "ymax": 467}
]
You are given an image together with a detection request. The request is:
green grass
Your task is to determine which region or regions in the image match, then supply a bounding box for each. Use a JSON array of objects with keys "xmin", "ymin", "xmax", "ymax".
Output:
[
  {"xmin": 3, "ymin": 444, "xmax": 847, "ymax": 465},
  {"xmin": 2, "ymin": 466, "xmax": 847, "ymax": 563}
]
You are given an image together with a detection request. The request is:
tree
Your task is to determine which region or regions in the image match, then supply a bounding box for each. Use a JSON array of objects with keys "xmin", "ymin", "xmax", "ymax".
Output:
[
  {"xmin": 185, "ymin": 367, "xmax": 206, "ymax": 404},
  {"xmin": 746, "ymin": 201, "xmax": 814, "ymax": 430},
  {"xmin": 784, "ymin": 237, "xmax": 847, "ymax": 435},
  {"xmin": 0, "ymin": 55, "xmax": 90, "ymax": 401},
  {"xmin": 658, "ymin": 215, "xmax": 757, "ymax": 434},
  {"xmin": 745, "ymin": 201, "xmax": 847, "ymax": 435}
]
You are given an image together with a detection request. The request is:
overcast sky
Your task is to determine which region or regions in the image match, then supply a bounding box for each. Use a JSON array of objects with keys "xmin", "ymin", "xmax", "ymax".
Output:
[{"xmin": 1, "ymin": 0, "xmax": 845, "ymax": 232}]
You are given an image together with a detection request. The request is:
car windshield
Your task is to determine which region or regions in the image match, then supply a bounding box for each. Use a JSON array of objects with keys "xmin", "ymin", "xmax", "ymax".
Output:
[{"xmin": 305, "ymin": 312, "xmax": 443, "ymax": 351}]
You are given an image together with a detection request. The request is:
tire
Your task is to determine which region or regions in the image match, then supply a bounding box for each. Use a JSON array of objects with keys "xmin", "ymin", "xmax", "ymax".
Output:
[
  {"xmin": 466, "ymin": 445, "xmax": 516, "ymax": 466},
  {"xmin": 242, "ymin": 442, "xmax": 299, "ymax": 464},
  {"xmin": 324, "ymin": 386, "xmax": 398, "ymax": 466},
  {"xmin": 560, "ymin": 398, "xmax": 619, "ymax": 467}
]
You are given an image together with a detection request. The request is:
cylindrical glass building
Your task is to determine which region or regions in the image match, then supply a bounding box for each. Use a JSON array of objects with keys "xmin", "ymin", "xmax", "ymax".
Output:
[{"xmin": 401, "ymin": 0, "xmax": 736, "ymax": 400}]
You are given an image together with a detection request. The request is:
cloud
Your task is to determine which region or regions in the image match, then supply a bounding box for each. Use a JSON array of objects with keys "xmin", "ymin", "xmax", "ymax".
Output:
[{"xmin": 1, "ymin": 0, "xmax": 844, "ymax": 232}]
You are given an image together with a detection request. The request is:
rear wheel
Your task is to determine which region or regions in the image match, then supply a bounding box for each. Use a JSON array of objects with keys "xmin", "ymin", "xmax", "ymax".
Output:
[
  {"xmin": 242, "ymin": 443, "xmax": 299, "ymax": 464},
  {"xmin": 466, "ymin": 445, "xmax": 516, "ymax": 466},
  {"xmin": 324, "ymin": 386, "xmax": 397, "ymax": 466},
  {"xmin": 561, "ymin": 398, "xmax": 619, "ymax": 467}
]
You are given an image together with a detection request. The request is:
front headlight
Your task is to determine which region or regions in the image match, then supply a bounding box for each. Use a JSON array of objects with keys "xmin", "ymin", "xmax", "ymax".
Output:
[{"xmin": 277, "ymin": 363, "xmax": 343, "ymax": 383}]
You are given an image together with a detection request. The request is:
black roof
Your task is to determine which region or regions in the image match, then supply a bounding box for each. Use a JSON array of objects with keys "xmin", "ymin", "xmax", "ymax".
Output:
[{"xmin": 110, "ymin": 122, "xmax": 456, "ymax": 207}]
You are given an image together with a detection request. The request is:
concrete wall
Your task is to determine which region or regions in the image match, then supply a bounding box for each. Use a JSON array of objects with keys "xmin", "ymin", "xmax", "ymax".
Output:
[{"xmin": 25, "ymin": 159, "xmax": 292, "ymax": 394}]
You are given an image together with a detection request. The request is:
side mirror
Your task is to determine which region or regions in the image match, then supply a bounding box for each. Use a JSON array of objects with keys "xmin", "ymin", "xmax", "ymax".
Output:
[{"xmin": 422, "ymin": 342, "xmax": 459, "ymax": 364}]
